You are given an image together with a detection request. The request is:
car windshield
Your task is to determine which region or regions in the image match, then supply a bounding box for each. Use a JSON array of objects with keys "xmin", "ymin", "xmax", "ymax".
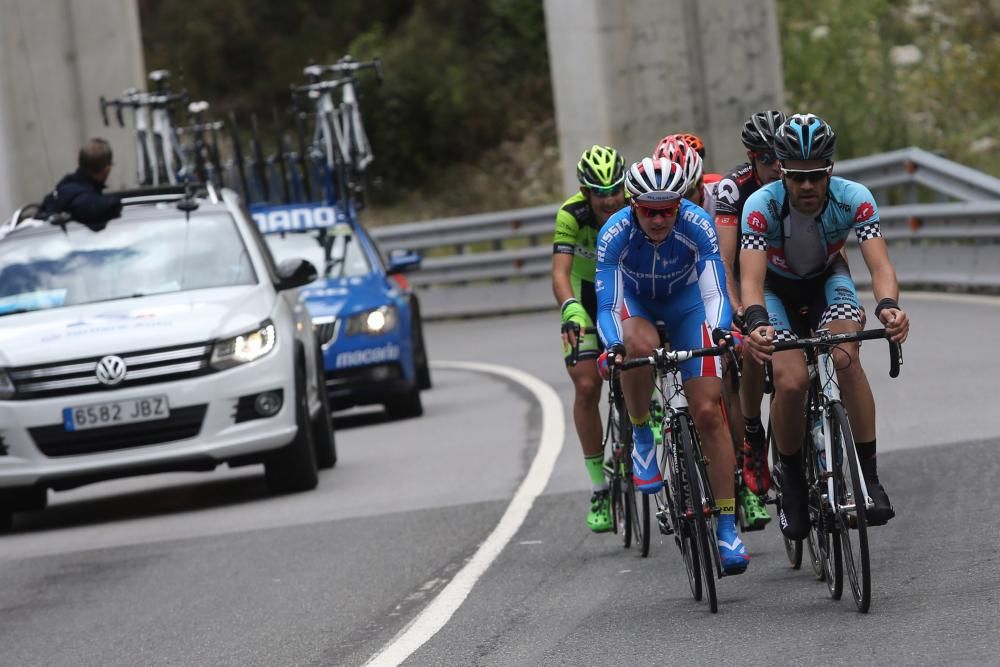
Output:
[
  {"xmin": 0, "ymin": 213, "xmax": 257, "ymax": 316},
  {"xmin": 263, "ymin": 225, "xmax": 370, "ymax": 279}
]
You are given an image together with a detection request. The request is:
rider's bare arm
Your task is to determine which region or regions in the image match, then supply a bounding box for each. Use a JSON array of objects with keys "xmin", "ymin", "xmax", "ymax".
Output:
[{"xmin": 552, "ymin": 252, "xmax": 575, "ymax": 306}]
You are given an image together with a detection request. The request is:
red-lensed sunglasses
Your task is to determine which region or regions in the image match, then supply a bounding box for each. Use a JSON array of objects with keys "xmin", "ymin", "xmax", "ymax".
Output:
[{"xmin": 633, "ymin": 201, "xmax": 679, "ymax": 218}]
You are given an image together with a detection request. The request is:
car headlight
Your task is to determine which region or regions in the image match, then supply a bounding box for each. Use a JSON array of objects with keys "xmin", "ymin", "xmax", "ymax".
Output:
[
  {"xmin": 0, "ymin": 369, "xmax": 14, "ymax": 400},
  {"xmin": 210, "ymin": 321, "xmax": 277, "ymax": 370},
  {"xmin": 345, "ymin": 305, "xmax": 398, "ymax": 336}
]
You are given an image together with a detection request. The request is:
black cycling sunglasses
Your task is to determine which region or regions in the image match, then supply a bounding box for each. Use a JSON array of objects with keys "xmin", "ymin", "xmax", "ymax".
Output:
[
  {"xmin": 781, "ymin": 166, "xmax": 831, "ymax": 183},
  {"xmin": 751, "ymin": 150, "xmax": 778, "ymax": 166}
]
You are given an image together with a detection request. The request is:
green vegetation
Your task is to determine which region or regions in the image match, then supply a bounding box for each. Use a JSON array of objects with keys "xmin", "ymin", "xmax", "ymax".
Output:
[{"xmin": 139, "ymin": 1, "xmax": 999, "ymax": 225}]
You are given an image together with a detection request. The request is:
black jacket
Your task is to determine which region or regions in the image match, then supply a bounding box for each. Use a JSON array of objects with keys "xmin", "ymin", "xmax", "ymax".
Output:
[{"xmin": 40, "ymin": 170, "xmax": 122, "ymax": 225}]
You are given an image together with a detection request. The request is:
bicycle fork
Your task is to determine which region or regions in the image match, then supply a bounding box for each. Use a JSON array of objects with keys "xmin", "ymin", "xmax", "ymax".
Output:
[{"xmin": 817, "ymin": 352, "xmax": 873, "ymax": 516}]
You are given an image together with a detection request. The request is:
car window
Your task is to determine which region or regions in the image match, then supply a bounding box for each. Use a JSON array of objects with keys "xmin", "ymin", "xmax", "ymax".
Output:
[
  {"xmin": 0, "ymin": 214, "xmax": 257, "ymax": 316},
  {"xmin": 263, "ymin": 225, "xmax": 370, "ymax": 279}
]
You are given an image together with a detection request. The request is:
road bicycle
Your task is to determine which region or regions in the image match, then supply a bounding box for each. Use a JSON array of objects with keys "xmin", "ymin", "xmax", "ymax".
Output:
[
  {"xmin": 293, "ymin": 55, "xmax": 382, "ymax": 210},
  {"xmin": 566, "ymin": 326, "xmax": 649, "ymax": 554},
  {"xmin": 621, "ymin": 336, "xmax": 736, "ymax": 613},
  {"xmin": 100, "ymin": 70, "xmax": 190, "ymax": 187},
  {"xmin": 766, "ymin": 327, "xmax": 902, "ymax": 613}
]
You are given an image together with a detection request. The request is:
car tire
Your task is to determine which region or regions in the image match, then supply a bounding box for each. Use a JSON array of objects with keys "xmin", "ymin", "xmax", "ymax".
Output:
[
  {"xmin": 312, "ymin": 341, "xmax": 337, "ymax": 470},
  {"xmin": 265, "ymin": 357, "xmax": 319, "ymax": 494},
  {"xmin": 411, "ymin": 298, "xmax": 432, "ymax": 391},
  {"xmin": 386, "ymin": 382, "xmax": 423, "ymax": 420}
]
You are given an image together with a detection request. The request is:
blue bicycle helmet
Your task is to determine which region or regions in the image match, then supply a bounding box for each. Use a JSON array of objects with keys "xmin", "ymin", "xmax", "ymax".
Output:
[{"xmin": 773, "ymin": 113, "xmax": 836, "ymax": 161}]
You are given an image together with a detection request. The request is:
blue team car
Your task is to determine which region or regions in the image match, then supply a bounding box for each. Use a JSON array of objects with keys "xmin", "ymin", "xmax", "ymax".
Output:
[{"xmin": 255, "ymin": 204, "xmax": 430, "ymax": 419}]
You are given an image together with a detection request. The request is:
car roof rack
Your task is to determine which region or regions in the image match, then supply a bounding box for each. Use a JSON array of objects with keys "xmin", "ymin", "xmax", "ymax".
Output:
[{"xmin": 111, "ymin": 182, "xmax": 219, "ymax": 206}]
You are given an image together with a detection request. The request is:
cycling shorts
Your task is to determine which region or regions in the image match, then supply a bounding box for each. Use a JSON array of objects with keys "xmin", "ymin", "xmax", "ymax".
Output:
[
  {"xmin": 763, "ymin": 255, "xmax": 863, "ymax": 342},
  {"xmin": 620, "ymin": 287, "xmax": 722, "ymax": 382}
]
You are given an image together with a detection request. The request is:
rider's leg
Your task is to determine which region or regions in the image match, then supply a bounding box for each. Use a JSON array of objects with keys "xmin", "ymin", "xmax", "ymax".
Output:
[
  {"xmin": 621, "ymin": 315, "xmax": 663, "ymax": 493},
  {"xmin": 567, "ymin": 359, "xmax": 604, "ymax": 475},
  {"xmin": 564, "ymin": 322, "xmax": 611, "ymax": 531}
]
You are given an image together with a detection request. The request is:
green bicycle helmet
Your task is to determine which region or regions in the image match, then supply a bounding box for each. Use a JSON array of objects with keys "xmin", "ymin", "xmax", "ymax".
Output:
[{"xmin": 576, "ymin": 145, "xmax": 626, "ymax": 189}]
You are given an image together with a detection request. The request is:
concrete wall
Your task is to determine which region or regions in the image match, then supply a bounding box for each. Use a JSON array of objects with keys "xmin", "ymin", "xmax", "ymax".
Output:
[
  {"xmin": 543, "ymin": 0, "xmax": 784, "ymax": 192},
  {"xmin": 0, "ymin": 0, "xmax": 144, "ymax": 216}
]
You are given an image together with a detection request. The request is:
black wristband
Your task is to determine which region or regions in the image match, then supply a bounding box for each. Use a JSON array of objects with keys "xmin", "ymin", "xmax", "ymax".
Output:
[
  {"xmin": 874, "ymin": 298, "xmax": 899, "ymax": 321},
  {"xmin": 744, "ymin": 304, "xmax": 769, "ymax": 332}
]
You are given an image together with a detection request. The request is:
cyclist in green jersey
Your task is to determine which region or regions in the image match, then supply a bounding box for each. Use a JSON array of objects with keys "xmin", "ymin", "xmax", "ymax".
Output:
[{"xmin": 553, "ymin": 145, "xmax": 627, "ymax": 532}]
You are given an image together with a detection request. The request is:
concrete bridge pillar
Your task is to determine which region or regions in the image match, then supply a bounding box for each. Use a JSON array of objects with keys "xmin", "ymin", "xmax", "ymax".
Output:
[
  {"xmin": 0, "ymin": 0, "xmax": 144, "ymax": 215},
  {"xmin": 543, "ymin": 0, "xmax": 784, "ymax": 191}
]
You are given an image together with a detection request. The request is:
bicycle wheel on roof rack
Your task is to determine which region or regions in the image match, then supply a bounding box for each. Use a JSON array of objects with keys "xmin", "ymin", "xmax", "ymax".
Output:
[{"xmin": 321, "ymin": 110, "xmax": 350, "ymax": 207}]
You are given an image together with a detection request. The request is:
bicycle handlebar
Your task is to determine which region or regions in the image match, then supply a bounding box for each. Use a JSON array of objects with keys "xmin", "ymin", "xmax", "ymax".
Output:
[
  {"xmin": 291, "ymin": 76, "xmax": 354, "ymax": 96},
  {"xmin": 566, "ymin": 326, "xmax": 597, "ymax": 367},
  {"xmin": 620, "ymin": 344, "xmax": 727, "ymax": 371},
  {"xmin": 303, "ymin": 56, "xmax": 383, "ymax": 84},
  {"xmin": 762, "ymin": 327, "xmax": 903, "ymax": 393},
  {"xmin": 100, "ymin": 88, "xmax": 189, "ymax": 126}
]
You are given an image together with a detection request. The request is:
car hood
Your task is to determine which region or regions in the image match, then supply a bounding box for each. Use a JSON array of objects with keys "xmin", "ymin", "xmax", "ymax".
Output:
[
  {"xmin": 299, "ymin": 273, "xmax": 400, "ymax": 319},
  {"xmin": 0, "ymin": 285, "xmax": 274, "ymax": 367}
]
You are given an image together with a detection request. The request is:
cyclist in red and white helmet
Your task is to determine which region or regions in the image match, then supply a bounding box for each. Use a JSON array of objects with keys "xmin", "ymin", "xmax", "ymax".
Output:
[{"xmin": 594, "ymin": 157, "xmax": 749, "ymax": 575}]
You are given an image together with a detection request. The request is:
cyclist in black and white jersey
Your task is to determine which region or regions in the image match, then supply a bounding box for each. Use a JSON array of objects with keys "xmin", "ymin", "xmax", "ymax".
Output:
[{"xmin": 714, "ymin": 110, "xmax": 785, "ymax": 525}]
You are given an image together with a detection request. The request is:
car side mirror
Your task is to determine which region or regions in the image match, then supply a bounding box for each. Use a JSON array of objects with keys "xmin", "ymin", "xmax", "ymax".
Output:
[
  {"xmin": 276, "ymin": 257, "xmax": 318, "ymax": 290},
  {"xmin": 386, "ymin": 248, "xmax": 422, "ymax": 275}
]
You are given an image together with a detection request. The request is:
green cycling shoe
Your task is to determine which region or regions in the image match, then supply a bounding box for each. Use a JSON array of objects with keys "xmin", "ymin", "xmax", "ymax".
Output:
[
  {"xmin": 738, "ymin": 485, "xmax": 771, "ymax": 531},
  {"xmin": 587, "ymin": 489, "xmax": 612, "ymax": 533}
]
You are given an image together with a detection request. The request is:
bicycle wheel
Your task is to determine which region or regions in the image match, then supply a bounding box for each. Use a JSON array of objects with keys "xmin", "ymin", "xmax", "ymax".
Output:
[
  {"xmin": 830, "ymin": 402, "xmax": 871, "ymax": 612},
  {"xmin": 665, "ymin": 419, "xmax": 701, "ymax": 600},
  {"xmin": 611, "ymin": 391, "xmax": 633, "ymax": 548},
  {"xmin": 680, "ymin": 418, "xmax": 717, "ymax": 613},
  {"xmin": 770, "ymin": 421, "xmax": 803, "ymax": 569}
]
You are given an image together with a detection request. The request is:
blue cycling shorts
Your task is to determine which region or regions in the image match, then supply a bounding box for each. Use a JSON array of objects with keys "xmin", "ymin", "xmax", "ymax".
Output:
[{"xmin": 621, "ymin": 286, "xmax": 722, "ymax": 382}]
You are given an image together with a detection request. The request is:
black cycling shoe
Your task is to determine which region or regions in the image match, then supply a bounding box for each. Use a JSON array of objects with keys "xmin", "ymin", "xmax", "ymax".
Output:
[
  {"xmin": 776, "ymin": 461, "xmax": 810, "ymax": 540},
  {"xmin": 865, "ymin": 479, "xmax": 896, "ymax": 526}
]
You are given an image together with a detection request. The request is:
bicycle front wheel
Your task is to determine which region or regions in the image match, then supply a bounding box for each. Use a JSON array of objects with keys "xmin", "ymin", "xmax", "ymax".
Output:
[
  {"xmin": 612, "ymin": 392, "xmax": 633, "ymax": 549},
  {"xmin": 830, "ymin": 402, "xmax": 871, "ymax": 612},
  {"xmin": 664, "ymin": 420, "xmax": 701, "ymax": 600},
  {"xmin": 680, "ymin": 418, "xmax": 717, "ymax": 613}
]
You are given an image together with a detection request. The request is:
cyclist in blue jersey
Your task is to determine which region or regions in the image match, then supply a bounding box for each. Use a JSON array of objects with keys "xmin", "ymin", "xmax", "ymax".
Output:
[
  {"xmin": 595, "ymin": 157, "xmax": 749, "ymax": 575},
  {"xmin": 739, "ymin": 113, "xmax": 910, "ymax": 540}
]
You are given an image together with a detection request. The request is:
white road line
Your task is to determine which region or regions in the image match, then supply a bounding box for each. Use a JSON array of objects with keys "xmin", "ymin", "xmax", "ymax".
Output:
[{"xmin": 364, "ymin": 360, "xmax": 565, "ymax": 667}]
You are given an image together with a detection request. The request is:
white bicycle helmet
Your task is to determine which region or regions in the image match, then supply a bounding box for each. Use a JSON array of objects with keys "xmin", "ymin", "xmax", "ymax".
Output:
[{"xmin": 625, "ymin": 157, "xmax": 686, "ymax": 204}]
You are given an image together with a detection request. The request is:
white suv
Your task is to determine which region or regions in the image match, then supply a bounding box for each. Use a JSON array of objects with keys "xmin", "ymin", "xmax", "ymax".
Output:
[{"xmin": 0, "ymin": 187, "xmax": 336, "ymax": 530}]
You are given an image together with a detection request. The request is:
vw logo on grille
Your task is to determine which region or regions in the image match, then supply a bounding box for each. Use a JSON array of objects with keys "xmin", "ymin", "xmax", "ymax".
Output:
[{"xmin": 95, "ymin": 355, "xmax": 128, "ymax": 386}]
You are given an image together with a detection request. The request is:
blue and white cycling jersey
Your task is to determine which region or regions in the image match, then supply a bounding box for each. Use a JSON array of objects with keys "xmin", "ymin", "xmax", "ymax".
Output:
[
  {"xmin": 739, "ymin": 176, "xmax": 883, "ymax": 280},
  {"xmin": 595, "ymin": 200, "xmax": 731, "ymax": 351}
]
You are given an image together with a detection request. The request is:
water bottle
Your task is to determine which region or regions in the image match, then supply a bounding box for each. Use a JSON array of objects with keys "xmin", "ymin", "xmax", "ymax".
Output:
[{"xmin": 810, "ymin": 414, "xmax": 826, "ymax": 471}]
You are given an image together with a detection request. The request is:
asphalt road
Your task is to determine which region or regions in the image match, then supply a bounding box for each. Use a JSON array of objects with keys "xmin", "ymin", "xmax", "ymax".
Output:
[{"xmin": 1, "ymin": 293, "xmax": 998, "ymax": 666}]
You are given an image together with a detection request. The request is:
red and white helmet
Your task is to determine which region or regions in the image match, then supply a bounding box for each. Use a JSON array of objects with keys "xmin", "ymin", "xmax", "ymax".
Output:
[
  {"xmin": 625, "ymin": 157, "xmax": 686, "ymax": 204},
  {"xmin": 653, "ymin": 135, "xmax": 704, "ymax": 195}
]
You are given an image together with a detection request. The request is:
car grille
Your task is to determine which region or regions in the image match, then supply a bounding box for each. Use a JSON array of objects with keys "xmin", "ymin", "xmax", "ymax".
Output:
[
  {"xmin": 8, "ymin": 342, "xmax": 214, "ymax": 399},
  {"xmin": 313, "ymin": 317, "xmax": 340, "ymax": 348},
  {"xmin": 28, "ymin": 405, "xmax": 208, "ymax": 457}
]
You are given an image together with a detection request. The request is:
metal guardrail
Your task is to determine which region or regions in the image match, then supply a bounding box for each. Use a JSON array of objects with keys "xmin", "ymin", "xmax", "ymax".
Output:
[{"xmin": 371, "ymin": 147, "xmax": 1000, "ymax": 318}]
